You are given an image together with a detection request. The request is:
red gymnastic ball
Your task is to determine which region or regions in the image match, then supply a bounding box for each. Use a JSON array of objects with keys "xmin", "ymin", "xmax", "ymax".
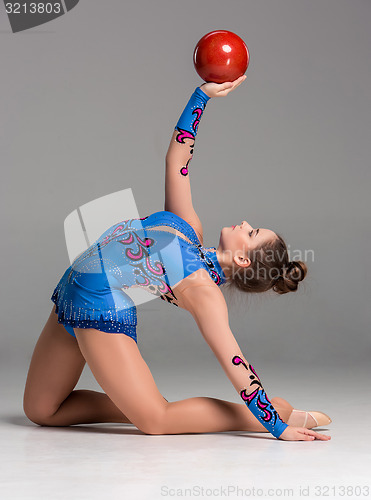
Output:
[{"xmin": 193, "ymin": 30, "xmax": 250, "ymax": 84}]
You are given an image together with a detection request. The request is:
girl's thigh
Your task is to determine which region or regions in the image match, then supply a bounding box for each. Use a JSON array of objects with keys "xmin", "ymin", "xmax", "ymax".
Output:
[
  {"xmin": 23, "ymin": 305, "xmax": 86, "ymax": 424},
  {"xmin": 73, "ymin": 327, "xmax": 167, "ymax": 434}
]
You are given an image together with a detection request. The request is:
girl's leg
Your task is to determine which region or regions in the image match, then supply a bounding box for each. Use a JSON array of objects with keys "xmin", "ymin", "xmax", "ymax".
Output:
[
  {"xmin": 43, "ymin": 327, "xmax": 294, "ymax": 434},
  {"xmin": 24, "ymin": 307, "xmax": 293, "ymax": 431},
  {"xmin": 23, "ymin": 305, "xmax": 131, "ymax": 426},
  {"xmin": 39, "ymin": 390, "xmax": 293, "ymax": 431}
]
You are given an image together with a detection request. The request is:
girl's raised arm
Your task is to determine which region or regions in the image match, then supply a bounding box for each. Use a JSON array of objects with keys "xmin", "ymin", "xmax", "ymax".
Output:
[
  {"xmin": 164, "ymin": 87, "xmax": 210, "ymax": 244},
  {"xmin": 164, "ymin": 77, "xmax": 246, "ymax": 244}
]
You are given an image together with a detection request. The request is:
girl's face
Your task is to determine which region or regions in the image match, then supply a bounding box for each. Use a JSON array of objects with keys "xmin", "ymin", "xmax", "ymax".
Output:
[{"xmin": 218, "ymin": 221, "xmax": 276, "ymax": 267}]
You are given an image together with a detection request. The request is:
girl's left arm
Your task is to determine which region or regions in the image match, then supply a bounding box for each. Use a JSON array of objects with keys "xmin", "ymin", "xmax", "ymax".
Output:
[
  {"xmin": 164, "ymin": 87, "xmax": 211, "ymax": 245},
  {"xmin": 181, "ymin": 282, "xmax": 289, "ymax": 439}
]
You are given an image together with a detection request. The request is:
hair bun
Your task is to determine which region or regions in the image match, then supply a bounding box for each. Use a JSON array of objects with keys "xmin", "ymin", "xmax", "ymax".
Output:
[
  {"xmin": 273, "ymin": 260, "xmax": 308, "ymax": 295},
  {"xmin": 287, "ymin": 260, "xmax": 307, "ymax": 281}
]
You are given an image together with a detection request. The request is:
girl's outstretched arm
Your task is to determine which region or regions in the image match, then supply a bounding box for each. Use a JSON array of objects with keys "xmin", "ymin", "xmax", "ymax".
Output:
[
  {"xmin": 164, "ymin": 77, "xmax": 246, "ymax": 244},
  {"xmin": 181, "ymin": 281, "xmax": 330, "ymax": 441},
  {"xmin": 164, "ymin": 86, "xmax": 211, "ymax": 244}
]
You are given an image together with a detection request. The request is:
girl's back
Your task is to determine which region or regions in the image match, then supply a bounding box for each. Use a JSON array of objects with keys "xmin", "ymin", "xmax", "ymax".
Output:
[{"xmin": 66, "ymin": 210, "xmax": 226, "ymax": 300}]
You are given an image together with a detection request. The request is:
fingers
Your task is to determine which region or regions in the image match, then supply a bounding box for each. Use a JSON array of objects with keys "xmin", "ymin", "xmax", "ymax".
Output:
[
  {"xmin": 234, "ymin": 75, "xmax": 247, "ymax": 86},
  {"xmin": 298, "ymin": 428, "xmax": 331, "ymax": 441},
  {"xmin": 222, "ymin": 82, "xmax": 234, "ymax": 90},
  {"xmin": 224, "ymin": 75, "xmax": 247, "ymax": 94},
  {"xmin": 231, "ymin": 75, "xmax": 247, "ymax": 89},
  {"xmin": 296, "ymin": 429, "xmax": 315, "ymax": 441},
  {"xmin": 312, "ymin": 432, "xmax": 331, "ymax": 441},
  {"xmin": 215, "ymin": 76, "xmax": 246, "ymax": 97},
  {"xmin": 280, "ymin": 426, "xmax": 331, "ymax": 442}
]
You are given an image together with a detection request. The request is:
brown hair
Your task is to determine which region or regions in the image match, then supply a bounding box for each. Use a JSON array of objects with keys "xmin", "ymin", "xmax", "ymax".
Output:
[{"xmin": 223, "ymin": 233, "xmax": 308, "ymax": 295}]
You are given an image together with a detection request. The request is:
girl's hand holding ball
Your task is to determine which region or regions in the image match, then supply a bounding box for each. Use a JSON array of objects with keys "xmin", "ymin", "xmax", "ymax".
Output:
[{"xmin": 200, "ymin": 75, "xmax": 247, "ymax": 98}]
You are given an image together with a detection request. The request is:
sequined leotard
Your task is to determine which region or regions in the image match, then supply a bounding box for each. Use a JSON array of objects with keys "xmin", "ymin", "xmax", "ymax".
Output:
[{"xmin": 51, "ymin": 210, "xmax": 227, "ymax": 343}]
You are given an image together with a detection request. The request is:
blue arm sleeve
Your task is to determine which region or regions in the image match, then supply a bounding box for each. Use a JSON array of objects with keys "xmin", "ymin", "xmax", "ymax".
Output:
[
  {"xmin": 232, "ymin": 355, "xmax": 289, "ymax": 439},
  {"xmin": 174, "ymin": 87, "xmax": 210, "ymax": 138}
]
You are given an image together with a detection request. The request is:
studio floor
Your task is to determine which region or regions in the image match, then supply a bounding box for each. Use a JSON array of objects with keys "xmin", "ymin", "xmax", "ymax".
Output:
[{"xmin": 1, "ymin": 361, "xmax": 369, "ymax": 500}]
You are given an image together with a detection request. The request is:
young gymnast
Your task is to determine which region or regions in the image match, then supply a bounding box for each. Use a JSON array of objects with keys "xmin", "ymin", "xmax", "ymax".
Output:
[{"xmin": 23, "ymin": 76, "xmax": 331, "ymax": 441}]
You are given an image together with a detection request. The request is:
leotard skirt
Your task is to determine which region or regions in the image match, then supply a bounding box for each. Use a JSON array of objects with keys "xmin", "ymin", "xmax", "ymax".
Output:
[{"xmin": 51, "ymin": 265, "xmax": 138, "ymax": 343}]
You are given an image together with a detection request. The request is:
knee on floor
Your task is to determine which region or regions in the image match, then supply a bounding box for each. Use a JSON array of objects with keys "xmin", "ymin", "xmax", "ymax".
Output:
[
  {"xmin": 134, "ymin": 406, "xmax": 169, "ymax": 436},
  {"xmin": 23, "ymin": 398, "xmax": 60, "ymax": 427}
]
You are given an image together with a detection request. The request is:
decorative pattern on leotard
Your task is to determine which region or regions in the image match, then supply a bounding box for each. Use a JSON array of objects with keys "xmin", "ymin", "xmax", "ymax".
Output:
[{"xmin": 194, "ymin": 243, "xmax": 224, "ymax": 286}]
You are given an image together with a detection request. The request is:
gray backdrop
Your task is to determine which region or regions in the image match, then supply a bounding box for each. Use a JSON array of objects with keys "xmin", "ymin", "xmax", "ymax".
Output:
[{"xmin": 1, "ymin": 0, "xmax": 370, "ymax": 400}]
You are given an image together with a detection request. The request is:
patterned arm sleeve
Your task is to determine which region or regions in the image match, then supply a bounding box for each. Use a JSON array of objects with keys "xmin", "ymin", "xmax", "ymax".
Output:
[
  {"xmin": 230, "ymin": 354, "xmax": 288, "ymax": 438},
  {"xmin": 165, "ymin": 87, "xmax": 210, "ymax": 173},
  {"xmin": 164, "ymin": 87, "xmax": 210, "ymax": 233}
]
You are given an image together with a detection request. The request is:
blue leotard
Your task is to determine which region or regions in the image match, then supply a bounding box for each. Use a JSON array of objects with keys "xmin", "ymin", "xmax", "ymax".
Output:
[{"xmin": 51, "ymin": 210, "xmax": 227, "ymax": 343}]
